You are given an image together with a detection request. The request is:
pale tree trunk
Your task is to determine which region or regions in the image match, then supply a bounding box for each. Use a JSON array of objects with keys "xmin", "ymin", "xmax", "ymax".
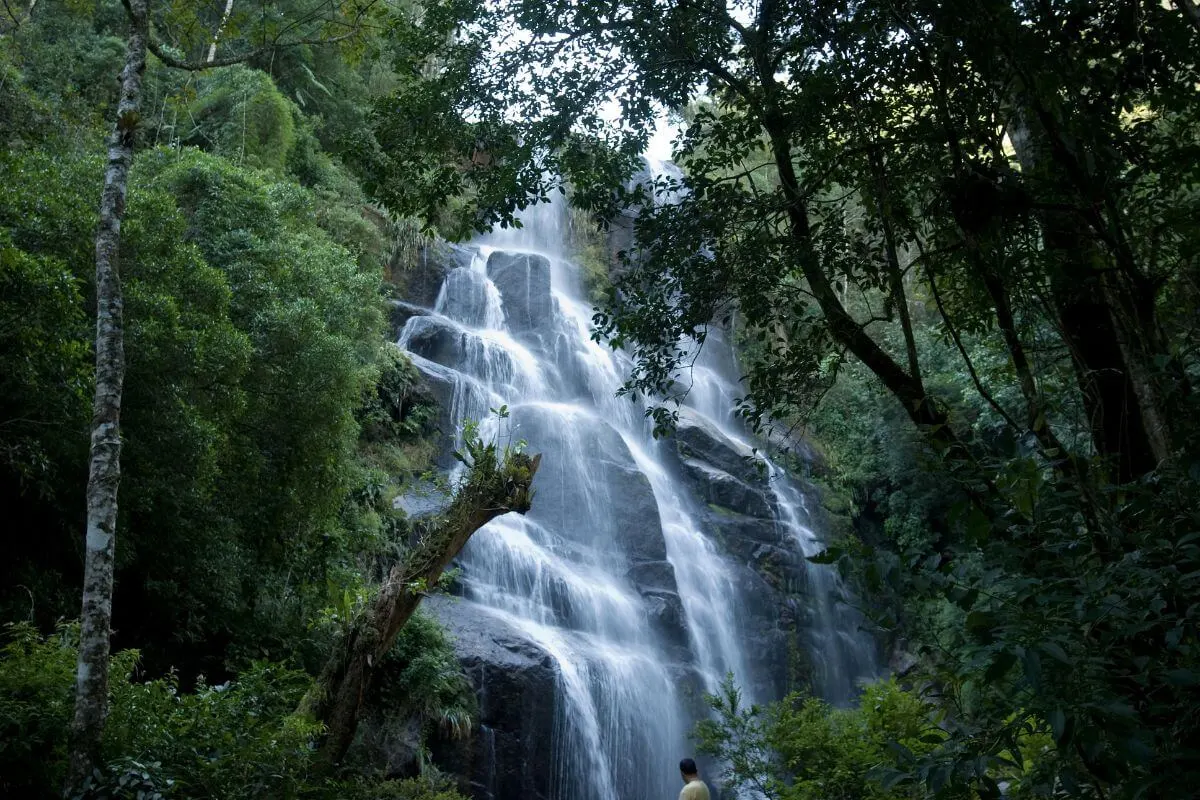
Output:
[
  {"xmin": 302, "ymin": 452, "xmax": 541, "ymax": 766},
  {"xmin": 206, "ymin": 0, "xmax": 234, "ymax": 63},
  {"xmin": 66, "ymin": 0, "xmax": 148, "ymax": 789}
]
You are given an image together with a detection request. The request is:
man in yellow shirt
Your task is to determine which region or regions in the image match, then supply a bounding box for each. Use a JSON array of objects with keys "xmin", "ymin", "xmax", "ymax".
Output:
[{"xmin": 678, "ymin": 758, "xmax": 711, "ymax": 800}]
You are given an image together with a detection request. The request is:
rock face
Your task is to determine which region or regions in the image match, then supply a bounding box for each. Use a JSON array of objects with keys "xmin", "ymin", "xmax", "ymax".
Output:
[
  {"xmin": 486, "ymin": 252, "xmax": 553, "ymax": 334},
  {"xmin": 427, "ymin": 597, "xmax": 558, "ymax": 800},
  {"xmin": 438, "ymin": 267, "xmax": 497, "ymax": 328},
  {"xmin": 389, "ymin": 300, "xmax": 429, "ymax": 339},
  {"xmin": 398, "ymin": 241, "xmax": 477, "ymax": 308},
  {"xmin": 403, "ymin": 316, "xmax": 465, "ymax": 366},
  {"xmin": 668, "ymin": 408, "xmax": 809, "ymax": 699},
  {"xmin": 507, "ymin": 404, "xmax": 669, "ymax": 566},
  {"xmin": 403, "ymin": 356, "xmax": 493, "ymax": 467}
]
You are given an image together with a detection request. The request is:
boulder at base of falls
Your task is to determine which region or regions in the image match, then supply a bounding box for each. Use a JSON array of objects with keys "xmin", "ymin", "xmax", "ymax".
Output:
[
  {"xmin": 426, "ymin": 597, "xmax": 558, "ymax": 800},
  {"xmin": 486, "ymin": 251, "xmax": 553, "ymax": 333}
]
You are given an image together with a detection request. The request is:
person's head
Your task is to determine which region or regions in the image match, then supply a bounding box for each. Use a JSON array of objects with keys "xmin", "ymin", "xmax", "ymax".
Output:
[{"xmin": 679, "ymin": 758, "xmax": 699, "ymax": 782}]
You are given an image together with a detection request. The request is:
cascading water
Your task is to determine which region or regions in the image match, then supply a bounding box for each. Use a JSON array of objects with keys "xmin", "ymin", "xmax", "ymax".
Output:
[
  {"xmin": 395, "ymin": 177, "xmax": 877, "ymax": 800},
  {"xmin": 678, "ymin": 329, "xmax": 880, "ymax": 706}
]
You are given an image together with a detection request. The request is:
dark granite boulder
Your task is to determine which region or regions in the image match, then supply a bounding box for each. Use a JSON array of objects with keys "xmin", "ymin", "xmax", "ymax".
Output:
[
  {"xmin": 403, "ymin": 316, "xmax": 464, "ymax": 367},
  {"xmin": 427, "ymin": 597, "xmax": 558, "ymax": 800},
  {"xmin": 398, "ymin": 241, "xmax": 477, "ymax": 308},
  {"xmin": 673, "ymin": 408, "xmax": 765, "ymax": 487},
  {"xmin": 679, "ymin": 457, "xmax": 773, "ymax": 519},
  {"xmin": 389, "ymin": 300, "xmax": 430, "ymax": 339}
]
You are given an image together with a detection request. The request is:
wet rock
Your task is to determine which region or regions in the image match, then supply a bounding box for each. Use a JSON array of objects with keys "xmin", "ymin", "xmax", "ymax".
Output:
[
  {"xmin": 727, "ymin": 564, "xmax": 792, "ymax": 699},
  {"xmin": 625, "ymin": 560, "xmax": 679, "ymax": 593},
  {"xmin": 403, "ymin": 316, "xmax": 464, "ymax": 367},
  {"xmin": 406, "ymin": 358, "xmax": 494, "ymax": 467},
  {"xmin": 680, "ymin": 458, "xmax": 773, "ymax": 519},
  {"xmin": 639, "ymin": 589, "xmax": 689, "ymax": 650},
  {"xmin": 393, "ymin": 479, "xmax": 449, "ymax": 521},
  {"xmin": 665, "ymin": 662, "xmax": 711, "ymax": 721},
  {"xmin": 487, "ymin": 251, "xmax": 553, "ymax": 333},
  {"xmin": 428, "ymin": 597, "xmax": 557, "ymax": 800},
  {"xmin": 438, "ymin": 267, "xmax": 497, "ymax": 328},
  {"xmin": 610, "ymin": 465, "xmax": 668, "ymax": 563},
  {"xmin": 399, "ymin": 241, "xmax": 477, "ymax": 308},
  {"xmin": 694, "ymin": 506, "xmax": 785, "ymax": 569},
  {"xmin": 508, "ymin": 404, "xmax": 668, "ymax": 564},
  {"xmin": 750, "ymin": 544, "xmax": 805, "ymax": 592},
  {"xmin": 390, "ymin": 300, "xmax": 429, "ymax": 339},
  {"xmin": 673, "ymin": 408, "xmax": 765, "ymax": 487}
]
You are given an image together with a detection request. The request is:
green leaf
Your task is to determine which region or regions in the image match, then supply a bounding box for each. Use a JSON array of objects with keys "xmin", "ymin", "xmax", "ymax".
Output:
[
  {"xmin": 1165, "ymin": 669, "xmax": 1198, "ymax": 686},
  {"xmin": 1049, "ymin": 708, "xmax": 1066, "ymax": 742},
  {"xmin": 984, "ymin": 651, "xmax": 1017, "ymax": 683},
  {"xmin": 1039, "ymin": 641, "xmax": 1071, "ymax": 665}
]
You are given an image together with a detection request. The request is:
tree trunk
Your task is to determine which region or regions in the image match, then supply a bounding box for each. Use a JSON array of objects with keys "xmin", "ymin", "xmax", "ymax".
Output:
[
  {"xmin": 65, "ymin": 0, "xmax": 148, "ymax": 790},
  {"xmin": 303, "ymin": 451, "xmax": 541, "ymax": 766},
  {"xmin": 763, "ymin": 122, "xmax": 949, "ymax": 438},
  {"xmin": 206, "ymin": 0, "xmax": 235, "ymax": 63},
  {"xmin": 1007, "ymin": 110, "xmax": 1162, "ymax": 480}
]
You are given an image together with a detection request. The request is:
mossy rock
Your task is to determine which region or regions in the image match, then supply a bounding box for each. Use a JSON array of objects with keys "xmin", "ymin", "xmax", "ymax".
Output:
[{"xmin": 706, "ymin": 502, "xmax": 740, "ymax": 517}]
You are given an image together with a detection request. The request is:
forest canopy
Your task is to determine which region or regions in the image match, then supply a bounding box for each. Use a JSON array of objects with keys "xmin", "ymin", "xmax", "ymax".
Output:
[
  {"xmin": 375, "ymin": 0, "xmax": 1200, "ymax": 797},
  {"xmin": 3, "ymin": 0, "xmax": 1200, "ymax": 798}
]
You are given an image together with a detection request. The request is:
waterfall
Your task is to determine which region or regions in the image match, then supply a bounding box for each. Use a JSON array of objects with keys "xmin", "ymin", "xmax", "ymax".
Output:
[
  {"xmin": 676, "ymin": 328, "xmax": 881, "ymax": 706},
  {"xmin": 395, "ymin": 183, "xmax": 878, "ymax": 800}
]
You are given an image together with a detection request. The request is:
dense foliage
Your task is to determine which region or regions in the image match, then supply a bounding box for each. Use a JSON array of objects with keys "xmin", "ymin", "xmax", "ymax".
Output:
[
  {"xmin": 696, "ymin": 676, "xmax": 978, "ymax": 800},
  {"xmin": 376, "ymin": 0, "xmax": 1200, "ymax": 797},
  {"xmin": 0, "ymin": 0, "xmax": 478, "ymax": 795},
  {"xmin": 7, "ymin": 0, "xmax": 1200, "ymax": 797},
  {"xmin": 0, "ymin": 620, "xmax": 471, "ymax": 799}
]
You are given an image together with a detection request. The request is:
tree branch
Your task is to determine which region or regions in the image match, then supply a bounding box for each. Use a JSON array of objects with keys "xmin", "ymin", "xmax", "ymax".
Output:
[
  {"xmin": 302, "ymin": 449, "xmax": 541, "ymax": 767},
  {"xmin": 1174, "ymin": 0, "xmax": 1200, "ymax": 36},
  {"xmin": 139, "ymin": 0, "xmax": 377, "ymax": 71},
  {"xmin": 922, "ymin": 256, "xmax": 1024, "ymax": 435}
]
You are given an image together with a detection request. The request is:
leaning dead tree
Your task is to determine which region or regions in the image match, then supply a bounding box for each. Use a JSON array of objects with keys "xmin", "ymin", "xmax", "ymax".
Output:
[{"xmin": 303, "ymin": 445, "xmax": 541, "ymax": 765}]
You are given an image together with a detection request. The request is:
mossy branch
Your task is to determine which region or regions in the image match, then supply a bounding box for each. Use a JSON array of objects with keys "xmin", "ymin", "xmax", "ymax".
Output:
[{"xmin": 300, "ymin": 437, "xmax": 540, "ymax": 767}]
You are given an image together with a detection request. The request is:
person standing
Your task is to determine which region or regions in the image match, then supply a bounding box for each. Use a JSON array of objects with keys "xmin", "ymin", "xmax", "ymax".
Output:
[{"xmin": 678, "ymin": 758, "xmax": 711, "ymax": 800}]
